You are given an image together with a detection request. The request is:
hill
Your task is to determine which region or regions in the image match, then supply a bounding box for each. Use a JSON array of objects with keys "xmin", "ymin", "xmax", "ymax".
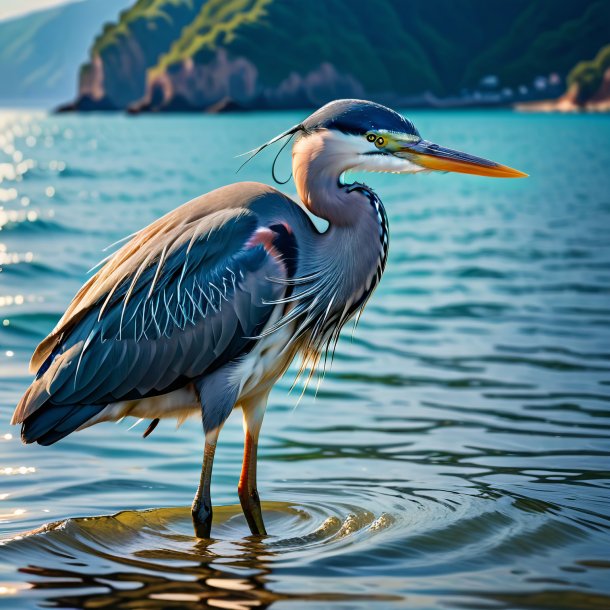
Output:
[
  {"xmin": 59, "ymin": 0, "xmax": 610, "ymax": 111},
  {"xmin": 0, "ymin": 0, "xmax": 132, "ymax": 107}
]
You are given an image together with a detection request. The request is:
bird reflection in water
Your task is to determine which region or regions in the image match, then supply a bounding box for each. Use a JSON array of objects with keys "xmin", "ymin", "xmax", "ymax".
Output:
[{"xmin": 8, "ymin": 504, "xmax": 400, "ymax": 609}]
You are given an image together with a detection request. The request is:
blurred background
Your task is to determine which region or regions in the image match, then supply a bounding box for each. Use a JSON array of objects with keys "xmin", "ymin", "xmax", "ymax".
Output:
[
  {"xmin": 1, "ymin": 0, "xmax": 610, "ymax": 112},
  {"xmin": 0, "ymin": 2, "xmax": 609, "ymax": 609}
]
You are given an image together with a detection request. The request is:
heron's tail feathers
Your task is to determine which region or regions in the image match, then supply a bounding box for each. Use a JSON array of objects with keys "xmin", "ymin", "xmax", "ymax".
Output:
[{"xmin": 20, "ymin": 404, "xmax": 104, "ymax": 446}]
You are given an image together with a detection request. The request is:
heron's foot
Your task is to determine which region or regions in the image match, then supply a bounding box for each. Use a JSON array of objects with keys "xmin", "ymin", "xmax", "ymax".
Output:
[
  {"xmin": 191, "ymin": 501, "xmax": 213, "ymax": 539},
  {"xmin": 239, "ymin": 487, "xmax": 267, "ymax": 536}
]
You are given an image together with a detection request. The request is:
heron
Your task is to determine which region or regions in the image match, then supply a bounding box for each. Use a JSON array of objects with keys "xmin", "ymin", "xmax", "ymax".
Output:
[{"xmin": 11, "ymin": 99, "xmax": 526, "ymax": 538}]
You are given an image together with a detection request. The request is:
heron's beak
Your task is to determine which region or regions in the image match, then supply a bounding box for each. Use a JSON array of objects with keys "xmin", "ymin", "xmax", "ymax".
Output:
[{"xmin": 396, "ymin": 139, "xmax": 527, "ymax": 178}]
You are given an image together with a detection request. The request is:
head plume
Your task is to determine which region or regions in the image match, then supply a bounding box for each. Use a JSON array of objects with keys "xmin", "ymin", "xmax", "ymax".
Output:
[{"xmin": 237, "ymin": 122, "xmax": 304, "ymax": 184}]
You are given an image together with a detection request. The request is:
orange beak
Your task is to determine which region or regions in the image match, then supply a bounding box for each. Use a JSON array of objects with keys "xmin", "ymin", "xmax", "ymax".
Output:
[{"xmin": 397, "ymin": 140, "xmax": 527, "ymax": 178}]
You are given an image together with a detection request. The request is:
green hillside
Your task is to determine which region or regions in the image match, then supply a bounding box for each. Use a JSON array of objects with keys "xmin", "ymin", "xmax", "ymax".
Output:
[
  {"xmin": 148, "ymin": 0, "xmax": 610, "ymax": 96},
  {"xmin": 92, "ymin": 0, "xmax": 193, "ymax": 53},
  {"xmin": 70, "ymin": 0, "xmax": 610, "ymax": 110},
  {"xmin": 465, "ymin": 0, "xmax": 610, "ymax": 88},
  {"xmin": 150, "ymin": 0, "xmax": 530, "ymax": 96}
]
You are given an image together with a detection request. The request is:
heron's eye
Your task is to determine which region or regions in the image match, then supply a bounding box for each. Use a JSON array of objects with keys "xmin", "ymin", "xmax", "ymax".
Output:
[
  {"xmin": 366, "ymin": 133, "xmax": 376, "ymax": 142},
  {"xmin": 376, "ymin": 136, "xmax": 385, "ymax": 147}
]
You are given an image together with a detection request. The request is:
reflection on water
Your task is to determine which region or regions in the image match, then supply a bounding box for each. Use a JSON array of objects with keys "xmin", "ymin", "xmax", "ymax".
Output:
[
  {"xmin": 2, "ymin": 505, "xmax": 401, "ymax": 609},
  {"xmin": 0, "ymin": 110, "xmax": 609, "ymax": 609}
]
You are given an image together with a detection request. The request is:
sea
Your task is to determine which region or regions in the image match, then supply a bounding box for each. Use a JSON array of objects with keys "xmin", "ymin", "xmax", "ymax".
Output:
[{"xmin": 0, "ymin": 109, "xmax": 609, "ymax": 609}]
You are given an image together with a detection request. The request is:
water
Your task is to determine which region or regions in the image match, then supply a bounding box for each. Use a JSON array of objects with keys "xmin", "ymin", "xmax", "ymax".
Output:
[{"xmin": 0, "ymin": 109, "xmax": 609, "ymax": 609}]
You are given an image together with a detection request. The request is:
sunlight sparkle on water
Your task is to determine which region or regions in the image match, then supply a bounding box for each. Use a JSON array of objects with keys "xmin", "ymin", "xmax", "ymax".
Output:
[
  {"xmin": 0, "ymin": 110, "xmax": 608, "ymax": 610},
  {"xmin": 1, "ymin": 467, "xmax": 35, "ymax": 475}
]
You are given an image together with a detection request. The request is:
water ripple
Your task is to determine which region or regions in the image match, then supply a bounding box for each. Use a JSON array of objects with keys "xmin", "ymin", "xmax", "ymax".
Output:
[{"xmin": 0, "ymin": 110, "xmax": 609, "ymax": 609}]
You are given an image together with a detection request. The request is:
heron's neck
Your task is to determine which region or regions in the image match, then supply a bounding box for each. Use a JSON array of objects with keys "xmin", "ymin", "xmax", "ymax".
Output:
[
  {"xmin": 293, "ymin": 131, "xmax": 369, "ymax": 227},
  {"xmin": 292, "ymin": 131, "xmax": 389, "ymax": 315}
]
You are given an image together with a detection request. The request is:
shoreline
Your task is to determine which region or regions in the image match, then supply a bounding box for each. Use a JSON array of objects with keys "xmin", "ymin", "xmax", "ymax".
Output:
[{"xmin": 515, "ymin": 99, "xmax": 610, "ymax": 113}]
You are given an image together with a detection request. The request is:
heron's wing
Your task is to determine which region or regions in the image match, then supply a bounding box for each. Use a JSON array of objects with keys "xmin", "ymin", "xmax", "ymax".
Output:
[
  {"xmin": 29, "ymin": 186, "xmax": 268, "ymax": 373},
  {"xmin": 13, "ymin": 205, "xmax": 293, "ymax": 427}
]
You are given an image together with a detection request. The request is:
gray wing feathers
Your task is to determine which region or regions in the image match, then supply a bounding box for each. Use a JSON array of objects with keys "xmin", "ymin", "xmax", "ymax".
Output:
[
  {"xmin": 13, "ymin": 206, "xmax": 287, "ymax": 426},
  {"xmin": 28, "ymin": 183, "xmax": 280, "ymax": 373}
]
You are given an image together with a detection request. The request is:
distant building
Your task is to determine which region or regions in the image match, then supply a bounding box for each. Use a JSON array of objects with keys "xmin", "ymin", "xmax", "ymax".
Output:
[
  {"xmin": 480, "ymin": 75, "xmax": 499, "ymax": 88},
  {"xmin": 534, "ymin": 76, "xmax": 547, "ymax": 90}
]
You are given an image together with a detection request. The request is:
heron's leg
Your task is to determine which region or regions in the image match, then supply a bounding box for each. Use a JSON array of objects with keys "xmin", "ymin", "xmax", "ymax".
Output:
[
  {"xmin": 238, "ymin": 398, "xmax": 267, "ymax": 536},
  {"xmin": 192, "ymin": 427, "xmax": 220, "ymax": 539}
]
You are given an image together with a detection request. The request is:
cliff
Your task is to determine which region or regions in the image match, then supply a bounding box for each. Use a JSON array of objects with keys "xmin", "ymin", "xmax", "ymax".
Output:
[
  {"xmin": 63, "ymin": 0, "xmax": 610, "ymax": 113},
  {"xmin": 60, "ymin": 0, "xmax": 206, "ymax": 111}
]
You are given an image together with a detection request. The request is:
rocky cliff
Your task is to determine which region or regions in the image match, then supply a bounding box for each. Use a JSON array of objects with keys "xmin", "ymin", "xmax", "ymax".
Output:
[
  {"xmin": 63, "ymin": 0, "xmax": 610, "ymax": 113},
  {"xmin": 60, "ymin": 0, "xmax": 206, "ymax": 111}
]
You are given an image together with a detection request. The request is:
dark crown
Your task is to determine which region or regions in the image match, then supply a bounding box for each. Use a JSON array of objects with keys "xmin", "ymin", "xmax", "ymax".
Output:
[{"xmin": 302, "ymin": 99, "xmax": 420, "ymax": 138}]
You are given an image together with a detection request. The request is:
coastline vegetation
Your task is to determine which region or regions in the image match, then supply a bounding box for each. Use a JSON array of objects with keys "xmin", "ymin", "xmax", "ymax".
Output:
[{"xmin": 568, "ymin": 44, "xmax": 610, "ymax": 103}]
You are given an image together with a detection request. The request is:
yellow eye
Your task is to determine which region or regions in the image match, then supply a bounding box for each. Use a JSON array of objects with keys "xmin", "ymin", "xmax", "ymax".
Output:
[
  {"xmin": 376, "ymin": 136, "xmax": 385, "ymax": 147},
  {"xmin": 366, "ymin": 133, "xmax": 376, "ymax": 142}
]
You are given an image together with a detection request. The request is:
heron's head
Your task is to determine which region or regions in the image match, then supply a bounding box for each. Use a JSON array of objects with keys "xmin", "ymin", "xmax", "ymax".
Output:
[{"xmin": 291, "ymin": 99, "xmax": 527, "ymax": 180}]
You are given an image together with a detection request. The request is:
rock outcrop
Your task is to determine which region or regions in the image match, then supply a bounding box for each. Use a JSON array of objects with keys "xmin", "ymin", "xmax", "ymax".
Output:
[
  {"xmin": 67, "ymin": 0, "xmax": 206, "ymax": 111},
  {"xmin": 130, "ymin": 52, "xmax": 366, "ymax": 113}
]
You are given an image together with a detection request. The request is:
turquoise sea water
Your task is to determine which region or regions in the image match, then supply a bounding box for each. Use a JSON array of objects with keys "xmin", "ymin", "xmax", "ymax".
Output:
[{"xmin": 0, "ymin": 109, "xmax": 609, "ymax": 609}]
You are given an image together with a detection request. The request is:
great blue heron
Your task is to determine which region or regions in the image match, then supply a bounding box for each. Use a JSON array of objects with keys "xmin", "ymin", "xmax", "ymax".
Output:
[{"xmin": 12, "ymin": 99, "xmax": 525, "ymax": 538}]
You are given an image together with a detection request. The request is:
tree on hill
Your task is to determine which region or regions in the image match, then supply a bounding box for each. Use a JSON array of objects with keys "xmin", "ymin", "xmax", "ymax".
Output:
[{"xmin": 568, "ymin": 44, "xmax": 610, "ymax": 104}]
